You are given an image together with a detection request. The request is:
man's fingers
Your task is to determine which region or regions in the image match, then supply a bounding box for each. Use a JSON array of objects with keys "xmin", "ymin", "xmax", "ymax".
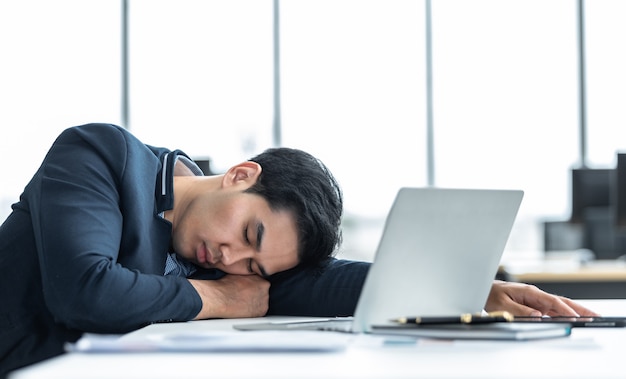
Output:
[
  {"xmin": 553, "ymin": 296, "xmax": 601, "ymax": 317},
  {"xmin": 486, "ymin": 281, "xmax": 600, "ymax": 317}
]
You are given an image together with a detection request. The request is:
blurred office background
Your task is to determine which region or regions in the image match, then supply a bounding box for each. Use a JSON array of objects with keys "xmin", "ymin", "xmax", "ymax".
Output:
[{"xmin": 1, "ymin": 0, "xmax": 625, "ymax": 263}]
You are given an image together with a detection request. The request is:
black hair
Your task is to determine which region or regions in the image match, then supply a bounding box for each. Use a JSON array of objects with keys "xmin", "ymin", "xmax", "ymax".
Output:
[{"xmin": 245, "ymin": 148, "xmax": 343, "ymax": 267}]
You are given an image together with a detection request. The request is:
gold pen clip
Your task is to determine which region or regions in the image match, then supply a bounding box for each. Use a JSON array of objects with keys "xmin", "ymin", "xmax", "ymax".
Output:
[
  {"xmin": 460, "ymin": 311, "xmax": 514, "ymax": 323},
  {"xmin": 485, "ymin": 311, "xmax": 515, "ymax": 322}
]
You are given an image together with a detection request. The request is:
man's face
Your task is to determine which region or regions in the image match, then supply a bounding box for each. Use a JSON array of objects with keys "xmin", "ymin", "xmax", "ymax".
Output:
[{"xmin": 172, "ymin": 188, "xmax": 300, "ymax": 278}]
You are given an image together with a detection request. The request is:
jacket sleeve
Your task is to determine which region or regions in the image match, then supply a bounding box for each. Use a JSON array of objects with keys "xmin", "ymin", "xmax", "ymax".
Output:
[
  {"xmin": 267, "ymin": 258, "xmax": 371, "ymax": 317},
  {"xmin": 25, "ymin": 124, "xmax": 201, "ymax": 333}
]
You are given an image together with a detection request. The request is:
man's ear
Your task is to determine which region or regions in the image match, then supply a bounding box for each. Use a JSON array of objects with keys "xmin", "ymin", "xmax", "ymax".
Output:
[{"xmin": 222, "ymin": 161, "xmax": 262, "ymax": 188}]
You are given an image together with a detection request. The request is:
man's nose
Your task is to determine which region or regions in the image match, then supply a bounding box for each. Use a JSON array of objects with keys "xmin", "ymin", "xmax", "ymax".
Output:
[{"xmin": 219, "ymin": 244, "xmax": 254, "ymax": 266}]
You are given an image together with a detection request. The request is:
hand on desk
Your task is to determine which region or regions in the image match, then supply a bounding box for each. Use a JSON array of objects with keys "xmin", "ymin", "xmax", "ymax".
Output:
[
  {"xmin": 189, "ymin": 275, "xmax": 270, "ymax": 319},
  {"xmin": 485, "ymin": 280, "xmax": 601, "ymax": 317}
]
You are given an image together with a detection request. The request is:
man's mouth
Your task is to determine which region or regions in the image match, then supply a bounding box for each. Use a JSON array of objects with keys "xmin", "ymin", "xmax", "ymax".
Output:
[{"xmin": 196, "ymin": 243, "xmax": 212, "ymax": 265}]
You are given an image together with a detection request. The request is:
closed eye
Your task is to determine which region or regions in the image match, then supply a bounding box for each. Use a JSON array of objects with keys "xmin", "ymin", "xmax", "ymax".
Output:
[
  {"xmin": 244, "ymin": 222, "xmax": 268, "ymax": 278},
  {"xmin": 243, "ymin": 226, "xmax": 251, "ymax": 245},
  {"xmin": 247, "ymin": 258, "xmax": 254, "ymax": 274}
]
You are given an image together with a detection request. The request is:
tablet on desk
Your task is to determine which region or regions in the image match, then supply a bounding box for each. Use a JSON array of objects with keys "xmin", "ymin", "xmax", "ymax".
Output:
[{"xmin": 513, "ymin": 316, "xmax": 626, "ymax": 327}]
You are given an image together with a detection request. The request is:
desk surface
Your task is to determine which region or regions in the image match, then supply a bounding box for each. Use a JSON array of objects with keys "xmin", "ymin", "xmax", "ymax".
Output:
[{"xmin": 9, "ymin": 300, "xmax": 626, "ymax": 379}]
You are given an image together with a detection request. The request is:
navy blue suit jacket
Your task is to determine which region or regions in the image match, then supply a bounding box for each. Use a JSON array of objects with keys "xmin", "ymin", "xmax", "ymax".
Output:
[{"xmin": 0, "ymin": 123, "xmax": 369, "ymax": 375}]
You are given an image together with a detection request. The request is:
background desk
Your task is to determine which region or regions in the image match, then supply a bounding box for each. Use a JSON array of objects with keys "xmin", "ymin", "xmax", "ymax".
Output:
[
  {"xmin": 504, "ymin": 259, "xmax": 626, "ymax": 299},
  {"xmin": 9, "ymin": 300, "xmax": 626, "ymax": 379}
]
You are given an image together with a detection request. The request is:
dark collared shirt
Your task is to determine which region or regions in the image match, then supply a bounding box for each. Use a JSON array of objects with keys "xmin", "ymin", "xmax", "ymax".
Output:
[{"xmin": 159, "ymin": 154, "xmax": 204, "ymax": 277}]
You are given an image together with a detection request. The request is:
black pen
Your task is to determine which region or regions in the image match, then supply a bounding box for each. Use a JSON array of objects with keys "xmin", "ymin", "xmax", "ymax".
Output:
[{"xmin": 391, "ymin": 311, "xmax": 514, "ymax": 325}]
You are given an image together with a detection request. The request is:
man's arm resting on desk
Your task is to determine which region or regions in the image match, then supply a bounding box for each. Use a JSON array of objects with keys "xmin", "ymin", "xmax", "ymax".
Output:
[{"xmin": 267, "ymin": 262, "xmax": 600, "ymax": 318}]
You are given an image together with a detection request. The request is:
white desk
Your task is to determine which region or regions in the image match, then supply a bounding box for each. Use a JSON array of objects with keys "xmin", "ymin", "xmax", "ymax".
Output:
[{"xmin": 9, "ymin": 300, "xmax": 626, "ymax": 379}]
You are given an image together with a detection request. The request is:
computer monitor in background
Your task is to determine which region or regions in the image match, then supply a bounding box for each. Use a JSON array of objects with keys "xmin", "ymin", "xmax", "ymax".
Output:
[
  {"xmin": 193, "ymin": 158, "xmax": 215, "ymax": 176},
  {"xmin": 568, "ymin": 167, "xmax": 621, "ymax": 259},
  {"xmin": 615, "ymin": 153, "xmax": 626, "ymax": 230},
  {"xmin": 546, "ymin": 157, "xmax": 626, "ymax": 259},
  {"xmin": 570, "ymin": 168, "xmax": 612, "ymax": 224}
]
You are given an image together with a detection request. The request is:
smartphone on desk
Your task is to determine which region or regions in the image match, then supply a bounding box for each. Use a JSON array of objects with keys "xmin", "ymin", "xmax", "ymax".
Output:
[{"xmin": 513, "ymin": 316, "xmax": 626, "ymax": 328}]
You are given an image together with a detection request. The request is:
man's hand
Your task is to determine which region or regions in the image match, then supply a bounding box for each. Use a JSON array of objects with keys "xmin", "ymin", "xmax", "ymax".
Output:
[
  {"xmin": 188, "ymin": 275, "xmax": 270, "ymax": 320},
  {"xmin": 485, "ymin": 280, "xmax": 601, "ymax": 317}
]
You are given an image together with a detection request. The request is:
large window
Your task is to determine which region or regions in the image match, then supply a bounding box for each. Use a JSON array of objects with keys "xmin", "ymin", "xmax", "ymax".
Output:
[
  {"xmin": 2, "ymin": 1, "xmax": 626, "ymax": 264},
  {"xmin": 0, "ymin": 0, "xmax": 120, "ymax": 213}
]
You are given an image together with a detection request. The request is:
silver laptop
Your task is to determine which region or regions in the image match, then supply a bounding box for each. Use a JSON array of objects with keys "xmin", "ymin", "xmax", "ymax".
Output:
[{"xmin": 235, "ymin": 187, "xmax": 524, "ymax": 333}]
